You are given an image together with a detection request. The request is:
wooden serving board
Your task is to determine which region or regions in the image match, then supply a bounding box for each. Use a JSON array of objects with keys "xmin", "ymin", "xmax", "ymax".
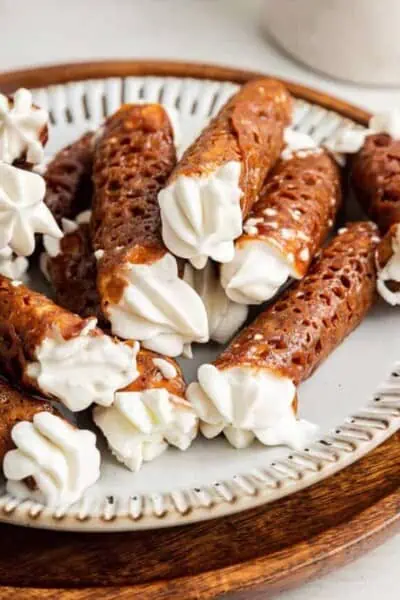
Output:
[{"xmin": 0, "ymin": 61, "xmax": 398, "ymax": 599}]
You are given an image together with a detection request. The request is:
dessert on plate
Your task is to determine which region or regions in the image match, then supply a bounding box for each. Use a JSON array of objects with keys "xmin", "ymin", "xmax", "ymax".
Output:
[
  {"xmin": 94, "ymin": 348, "xmax": 198, "ymax": 472},
  {"xmin": 351, "ymin": 124, "xmax": 400, "ymax": 305},
  {"xmin": 158, "ymin": 78, "xmax": 292, "ymax": 269},
  {"xmin": 221, "ymin": 132, "xmax": 342, "ymax": 304},
  {"xmin": 0, "ymin": 378, "xmax": 100, "ymax": 507},
  {"xmin": 91, "ymin": 104, "xmax": 209, "ymax": 357},
  {"xmin": 187, "ymin": 222, "xmax": 379, "ymax": 449},
  {"xmin": 0, "ymin": 275, "xmax": 138, "ymax": 412},
  {"xmin": 0, "ymin": 81, "xmax": 391, "ymax": 510}
]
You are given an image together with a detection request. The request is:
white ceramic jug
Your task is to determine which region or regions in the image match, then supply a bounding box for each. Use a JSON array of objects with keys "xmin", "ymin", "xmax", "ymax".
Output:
[{"xmin": 263, "ymin": 0, "xmax": 400, "ymax": 85}]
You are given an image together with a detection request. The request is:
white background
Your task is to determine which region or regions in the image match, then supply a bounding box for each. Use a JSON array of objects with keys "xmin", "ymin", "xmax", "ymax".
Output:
[{"xmin": 0, "ymin": 0, "xmax": 398, "ymax": 598}]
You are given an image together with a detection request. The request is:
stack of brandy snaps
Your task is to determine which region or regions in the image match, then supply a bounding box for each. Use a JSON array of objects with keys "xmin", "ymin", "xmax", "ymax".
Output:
[{"xmin": 0, "ymin": 79, "xmax": 397, "ymax": 509}]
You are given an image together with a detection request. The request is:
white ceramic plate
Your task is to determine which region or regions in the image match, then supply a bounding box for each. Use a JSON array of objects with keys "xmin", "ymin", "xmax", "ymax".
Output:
[{"xmin": 0, "ymin": 75, "xmax": 399, "ymax": 532}]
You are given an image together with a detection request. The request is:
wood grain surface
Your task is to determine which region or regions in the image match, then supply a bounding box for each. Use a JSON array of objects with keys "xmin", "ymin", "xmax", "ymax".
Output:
[{"xmin": 0, "ymin": 60, "xmax": 398, "ymax": 599}]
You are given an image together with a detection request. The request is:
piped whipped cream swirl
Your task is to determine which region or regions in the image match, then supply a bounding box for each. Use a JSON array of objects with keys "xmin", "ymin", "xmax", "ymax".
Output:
[
  {"xmin": 325, "ymin": 109, "xmax": 400, "ymax": 155},
  {"xmin": 106, "ymin": 253, "xmax": 209, "ymax": 357},
  {"xmin": 0, "ymin": 246, "xmax": 28, "ymax": 280},
  {"xmin": 281, "ymin": 128, "xmax": 320, "ymax": 160},
  {"xmin": 221, "ymin": 240, "xmax": 295, "ymax": 305},
  {"xmin": 0, "ymin": 163, "xmax": 62, "ymax": 256},
  {"xmin": 159, "ymin": 161, "xmax": 243, "ymax": 269},
  {"xmin": 183, "ymin": 261, "xmax": 248, "ymax": 344},
  {"xmin": 377, "ymin": 224, "xmax": 400, "ymax": 306},
  {"xmin": 93, "ymin": 388, "xmax": 198, "ymax": 471},
  {"xmin": 187, "ymin": 364, "xmax": 317, "ymax": 450},
  {"xmin": 0, "ymin": 88, "xmax": 48, "ymax": 164},
  {"xmin": 26, "ymin": 319, "xmax": 139, "ymax": 411},
  {"xmin": 3, "ymin": 412, "xmax": 101, "ymax": 507}
]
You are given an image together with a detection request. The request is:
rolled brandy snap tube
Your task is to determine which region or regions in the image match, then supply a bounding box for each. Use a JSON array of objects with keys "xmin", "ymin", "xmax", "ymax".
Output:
[
  {"xmin": 43, "ymin": 131, "xmax": 94, "ymax": 225},
  {"xmin": 221, "ymin": 145, "xmax": 342, "ymax": 304},
  {"xmin": 0, "ymin": 88, "xmax": 48, "ymax": 165},
  {"xmin": 92, "ymin": 104, "xmax": 208, "ymax": 357},
  {"xmin": 94, "ymin": 349, "xmax": 198, "ymax": 472},
  {"xmin": 0, "ymin": 275, "xmax": 138, "ymax": 412},
  {"xmin": 187, "ymin": 222, "xmax": 379, "ymax": 450},
  {"xmin": 43, "ymin": 211, "xmax": 104, "ymax": 323},
  {"xmin": 0, "ymin": 378, "xmax": 101, "ymax": 507},
  {"xmin": 351, "ymin": 133, "xmax": 400, "ymax": 234},
  {"xmin": 376, "ymin": 223, "xmax": 400, "ymax": 305},
  {"xmin": 159, "ymin": 78, "xmax": 292, "ymax": 269}
]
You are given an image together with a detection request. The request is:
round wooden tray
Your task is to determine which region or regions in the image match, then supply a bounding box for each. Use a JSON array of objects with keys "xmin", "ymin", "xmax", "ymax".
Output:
[{"xmin": 0, "ymin": 60, "xmax": 398, "ymax": 599}]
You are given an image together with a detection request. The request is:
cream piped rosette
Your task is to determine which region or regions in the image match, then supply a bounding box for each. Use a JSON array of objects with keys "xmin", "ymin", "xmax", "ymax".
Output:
[
  {"xmin": 159, "ymin": 78, "xmax": 292, "ymax": 269},
  {"xmin": 220, "ymin": 131, "xmax": 342, "ymax": 305},
  {"xmin": 0, "ymin": 88, "xmax": 48, "ymax": 165},
  {"xmin": 188, "ymin": 223, "xmax": 379, "ymax": 450},
  {"xmin": 0, "ymin": 275, "xmax": 139, "ymax": 412},
  {"xmin": 91, "ymin": 103, "xmax": 208, "ymax": 357},
  {"xmin": 0, "ymin": 379, "xmax": 100, "ymax": 508},
  {"xmin": 93, "ymin": 349, "xmax": 198, "ymax": 471}
]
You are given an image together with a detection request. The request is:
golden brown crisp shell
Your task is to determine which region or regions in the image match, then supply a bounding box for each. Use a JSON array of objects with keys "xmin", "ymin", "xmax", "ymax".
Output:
[
  {"xmin": 0, "ymin": 378, "xmax": 55, "ymax": 463},
  {"xmin": 44, "ymin": 131, "xmax": 94, "ymax": 225},
  {"xmin": 169, "ymin": 78, "xmax": 292, "ymax": 218},
  {"xmin": 352, "ymin": 133, "xmax": 400, "ymax": 234},
  {"xmin": 47, "ymin": 223, "xmax": 104, "ymax": 324},
  {"xmin": 0, "ymin": 276, "xmax": 101, "ymax": 392},
  {"xmin": 92, "ymin": 104, "xmax": 177, "ymax": 311},
  {"xmin": 238, "ymin": 150, "xmax": 342, "ymax": 277},
  {"xmin": 216, "ymin": 222, "xmax": 379, "ymax": 385}
]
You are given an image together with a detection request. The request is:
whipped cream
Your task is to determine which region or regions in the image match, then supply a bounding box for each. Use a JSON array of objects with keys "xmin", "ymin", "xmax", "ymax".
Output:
[
  {"xmin": 152, "ymin": 357, "xmax": 177, "ymax": 379},
  {"xmin": 281, "ymin": 128, "xmax": 319, "ymax": 160},
  {"xmin": 187, "ymin": 364, "xmax": 317, "ymax": 450},
  {"xmin": 221, "ymin": 239, "xmax": 295, "ymax": 305},
  {"xmin": 0, "ymin": 164, "xmax": 62, "ymax": 256},
  {"xmin": 326, "ymin": 109, "xmax": 400, "ymax": 155},
  {"xmin": 93, "ymin": 388, "xmax": 198, "ymax": 471},
  {"xmin": 26, "ymin": 319, "xmax": 139, "ymax": 411},
  {"xmin": 106, "ymin": 253, "xmax": 209, "ymax": 357},
  {"xmin": 3, "ymin": 412, "xmax": 100, "ymax": 507},
  {"xmin": 0, "ymin": 246, "xmax": 28, "ymax": 280},
  {"xmin": 369, "ymin": 110, "xmax": 400, "ymax": 140},
  {"xmin": 0, "ymin": 88, "xmax": 48, "ymax": 165},
  {"xmin": 75, "ymin": 210, "xmax": 92, "ymax": 225},
  {"xmin": 43, "ymin": 232, "xmax": 61, "ymax": 258},
  {"xmin": 39, "ymin": 251, "xmax": 50, "ymax": 281},
  {"xmin": 159, "ymin": 161, "xmax": 243, "ymax": 269},
  {"xmin": 184, "ymin": 261, "xmax": 248, "ymax": 344},
  {"xmin": 377, "ymin": 224, "xmax": 400, "ymax": 306}
]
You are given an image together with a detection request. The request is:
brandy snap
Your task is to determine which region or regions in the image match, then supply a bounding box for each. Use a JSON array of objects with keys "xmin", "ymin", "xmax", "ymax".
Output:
[
  {"xmin": 221, "ymin": 141, "xmax": 342, "ymax": 304},
  {"xmin": 0, "ymin": 275, "xmax": 138, "ymax": 411},
  {"xmin": 188, "ymin": 222, "xmax": 379, "ymax": 450},
  {"xmin": 92, "ymin": 104, "xmax": 208, "ymax": 357},
  {"xmin": 159, "ymin": 78, "xmax": 292, "ymax": 269},
  {"xmin": 376, "ymin": 223, "xmax": 400, "ymax": 305},
  {"xmin": 45, "ymin": 211, "xmax": 246, "ymax": 346},
  {"xmin": 43, "ymin": 131, "xmax": 94, "ymax": 225},
  {"xmin": 43, "ymin": 211, "xmax": 104, "ymax": 323},
  {"xmin": 93, "ymin": 348, "xmax": 198, "ymax": 472},
  {"xmin": 0, "ymin": 379, "xmax": 100, "ymax": 507},
  {"xmin": 352, "ymin": 132, "xmax": 400, "ymax": 234},
  {"xmin": 0, "ymin": 88, "xmax": 48, "ymax": 165}
]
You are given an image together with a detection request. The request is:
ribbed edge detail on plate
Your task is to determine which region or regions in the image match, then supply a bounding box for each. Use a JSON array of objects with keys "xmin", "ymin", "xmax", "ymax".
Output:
[{"xmin": 0, "ymin": 76, "xmax": 396, "ymax": 531}]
